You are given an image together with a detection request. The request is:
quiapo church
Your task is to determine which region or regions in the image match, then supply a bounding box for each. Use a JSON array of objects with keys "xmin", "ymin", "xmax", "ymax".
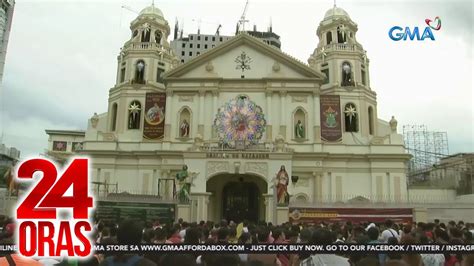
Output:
[{"xmin": 44, "ymin": 4, "xmax": 413, "ymax": 225}]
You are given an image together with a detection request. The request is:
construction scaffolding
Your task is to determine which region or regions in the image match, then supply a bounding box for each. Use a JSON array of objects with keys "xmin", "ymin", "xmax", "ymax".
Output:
[{"xmin": 403, "ymin": 125, "xmax": 449, "ymax": 177}]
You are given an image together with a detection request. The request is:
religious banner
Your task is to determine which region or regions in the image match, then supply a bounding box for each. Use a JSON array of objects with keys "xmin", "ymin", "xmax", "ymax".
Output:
[
  {"xmin": 320, "ymin": 95, "xmax": 342, "ymax": 142},
  {"xmin": 289, "ymin": 207, "xmax": 413, "ymax": 224},
  {"xmin": 143, "ymin": 92, "xmax": 166, "ymax": 140}
]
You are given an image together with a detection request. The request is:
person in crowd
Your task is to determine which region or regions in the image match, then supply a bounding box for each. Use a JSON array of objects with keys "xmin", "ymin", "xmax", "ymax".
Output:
[
  {"xmin": 248, "ymin": 226, "xmax": 281, "ymax": 265},
  {"xmin": 300, "ymin": 228, "xmax": 349, "ymax": 266},
  {"xmin": 367, "ymin": 226, "xmax": 387, "ymax": 265},
  {"xmin": 100, "ymin": 219, "xmax": 156, "ymax": 266},
  {"xmin": 418, "ymin": 235, "xmax": 444, "ymax": 266},
  {"xmin": 399, "ymin": 235, "xmax": 423, "ymax": 266},
  {"xmin": 167, "ymin": 224, "xmax": 182, "ymax": 243},
  {"xmin": 381, "ymin": 220, "xmax": 400, "ymax": 243}
]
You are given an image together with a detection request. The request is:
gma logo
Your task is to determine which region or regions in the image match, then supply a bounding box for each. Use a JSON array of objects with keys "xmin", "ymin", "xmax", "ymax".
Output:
[{"xmin": 388, "ymin": 26, "xmax": 436, "ymax": 41}]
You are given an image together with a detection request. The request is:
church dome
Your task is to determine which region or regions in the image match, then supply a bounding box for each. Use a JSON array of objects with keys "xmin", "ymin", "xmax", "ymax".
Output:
[
  {"xmin": 324, "ymin": 6, "xmax": 350, "ymax": 19},
  {"xmin": 139, "ymin": 5, "xmax": 164, "ymax": 18}
]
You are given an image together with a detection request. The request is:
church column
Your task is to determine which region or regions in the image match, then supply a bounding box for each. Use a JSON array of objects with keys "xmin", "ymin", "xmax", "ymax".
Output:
[
  {"xmin": 198, "ymin": 90, "xmax": 205, "ymax": 136},
  {"xmin": 386, "ymin": 172, "xmax": 392, "ymax": 202},
  {"xmin": 313, "ymin": 90, "xmax": 321, "ymax": 144},
  {"xmin": 312, "ymin": 172, "xmax": 323, "ymax": 202},
  {"xmin": 164, "ymin": 90, "xmax": 173, "ymax": 141},
  {"xmin": 326, "ymin": 172, "xmax": 332, "ymax": 202},
  {"xmin": 152, "ymin": 169, "xmax": 159, "ymax": 195},
  {"xmin": 263, "ymin": 193, "xmax": 276, "ymax": 224},
  {"xmin": 211, "ymin": 91, "xmax": 218, "ymax": 139},
  {"xmin": 191, "ymin": 192, "xmax": 212, "ymax": 222},
  {"xmin": 279, "ymin": 90, "xmax": 287, "ymax": 138},
  {"xmin": 266, "ymin": 91, "xmax": 272, "ymax": 141}
]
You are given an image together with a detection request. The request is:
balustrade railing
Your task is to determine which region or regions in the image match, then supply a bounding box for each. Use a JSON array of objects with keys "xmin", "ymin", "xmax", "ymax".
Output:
[
  {"xmin": 317, "ymin": 43, "xmax": 362, "ymax": 54},
  {"xmin": 122, "ymin": 42, "xmax": 173, "ymax": 54}
]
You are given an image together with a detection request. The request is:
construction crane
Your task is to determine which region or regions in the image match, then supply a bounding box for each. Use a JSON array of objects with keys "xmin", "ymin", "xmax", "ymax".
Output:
[
  {"xmin": 237, "ymin": 0, "xmax": 249, "ymax": 33},
  {"xmin": 122, "ymin": 5, "xmax": 139, "ymax": 14}
]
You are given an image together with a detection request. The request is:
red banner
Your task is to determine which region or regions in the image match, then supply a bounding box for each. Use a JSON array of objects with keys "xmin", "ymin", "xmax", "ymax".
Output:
[
  {"xmin": 320, "ymin": 95, "xmax": 342, "ymax": 142},
  {"xmin": 289, "ymin": 207, "xmax": 413, "ymax": 224},
  {"xmin": 143, "ymin": 92, "xmax": 166, "ymax": 140}
]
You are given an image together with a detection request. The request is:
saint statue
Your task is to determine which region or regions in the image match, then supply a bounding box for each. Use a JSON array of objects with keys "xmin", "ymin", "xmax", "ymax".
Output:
[
  {"xmin": 295, "ymin": 120, "xmax": 305, "ymax": 139},
  {"xmin": 275, "ymin": 165, "xmax": 289, "ymax": 205},
  {"xmin": 341, "ymin": 62, "xmax": 354, "ymax": 86},
  {"xmin": 180, "ymin": 119, "xmax": 190, "ymax": 137},
  {"xmin": 176, "ymin": 165, "xmax": 191, "ymax": 203}
]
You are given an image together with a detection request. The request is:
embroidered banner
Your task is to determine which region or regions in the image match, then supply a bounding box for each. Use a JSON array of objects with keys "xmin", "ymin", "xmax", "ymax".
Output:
[
  {"xmin": 143, "ymin": 92, "xmax": 166, "ymax": 140},
  {"xmin": 320, "ymin": 95, "xmax": 342, "ymax": 142}
]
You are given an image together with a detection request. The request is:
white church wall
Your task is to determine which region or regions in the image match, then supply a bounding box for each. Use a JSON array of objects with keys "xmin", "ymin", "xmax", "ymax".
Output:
[{"xmin": 408, "ymin": 188, "xmax": 456, "ymax": 203}]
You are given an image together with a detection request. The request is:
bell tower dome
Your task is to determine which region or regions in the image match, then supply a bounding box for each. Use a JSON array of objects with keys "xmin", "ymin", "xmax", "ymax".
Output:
[
  {"xmin": 308, "ymin": 6, "xmax": 370, "ymax": 90},
  {"xmin": 115, "ymin": 4, "xmax": 179, "ymax": 87}
]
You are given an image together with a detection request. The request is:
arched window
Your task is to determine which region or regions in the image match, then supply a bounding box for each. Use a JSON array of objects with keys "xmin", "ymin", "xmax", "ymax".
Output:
[
  {"xmin": 344, "ymin": 103, "xmax": 358, "ymax": 132},
  {"xmin": 154, "ymin": 30, "xmax": 162, "ymax": 44},
  {"xmin": 178, "ymin": 107, "xmax": 191, "ymax": 138},
  {"xmin": 326, "ymin": 31, "xmax": 333, "ymax": 45},
  {"xmin": 293, "ymin": 108, "xmax": 306, "ymax": 139},
  {"xmin": 341, "ymin": 61, "xmax": 354, "ymax": 86},
  {"xmin": 111, "ymin": 103, "xmax": 118, "ymax": 131},
  {"xmin": 368, "ymin": 106, "xmax": 374, "ymax": 135},
  {"xmin": 135, "ymin": 60, "xmax": 145, "ymax": 84},
  {"xmin": 128, "ymin": 100, "xmax": 142, "ymax": 129},
  {"xmin": 141, "ymin": 28, "xmax": 151, "ymax": 42},
  {"xmin": 132, "ymin": 30, "xmax": 138, "ymax": 39},
  {"xmin": 337, "ymin": 26, "xmax": 346, "ymax": 43}
]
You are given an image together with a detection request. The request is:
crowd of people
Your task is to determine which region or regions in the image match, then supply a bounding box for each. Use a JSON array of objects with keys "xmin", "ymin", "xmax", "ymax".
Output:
[{"xmin": 0, "ymin": 216, "xmax": 473, "ymax": 266}]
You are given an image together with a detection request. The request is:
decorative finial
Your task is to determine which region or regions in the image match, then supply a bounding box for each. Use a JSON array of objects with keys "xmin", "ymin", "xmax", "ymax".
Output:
[
  {"xmin": 152, "ymin": 0, "xmax": 155, "ymax": 7},
  {"xmin": 334, "ymin": 0, "xmax": 337, "ymax": 7}
]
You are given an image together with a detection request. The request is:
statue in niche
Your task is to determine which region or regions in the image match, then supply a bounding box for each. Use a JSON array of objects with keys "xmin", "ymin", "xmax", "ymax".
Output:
[
  {"xmin": 295, "ymin": 120, "xmax": 305, "ymax": 139},
  {"xmin": 341, "ymin": 62, "xmax": 354, "ymax": 86},
  {"xmin": 180, "ymin": 119, "xmax": 190, "ymax": 137},
  {"xmin": 275, "ymin": 165, "xmax": 289, "ymax": 205}
]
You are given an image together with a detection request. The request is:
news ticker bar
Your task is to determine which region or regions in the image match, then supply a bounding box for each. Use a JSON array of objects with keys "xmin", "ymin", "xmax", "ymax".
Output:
[{"xmin": 1, "ymin": 244, "xmax": 474, "ymax": 254}]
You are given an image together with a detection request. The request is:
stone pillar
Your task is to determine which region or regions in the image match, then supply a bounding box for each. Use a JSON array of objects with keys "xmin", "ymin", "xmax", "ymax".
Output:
[
  {"xmin": 279, "ymin": 91, "xmax": 287, "ymax": 138},
  {"xmin": 198, "ymin": 90, "xmax": 205, "ymax": 136},
  {"xmin": 325, "ymin": 172, "xmax": 332, "ymax": 202},
  {"xmin": 177, "ymin": 204, "xmax": 191, "ymax": 222},
  {"xmin": 153, "ymin": 169, "xmax": 160, "ymax": 196},
  {"xmin": 191, "ymin": 192, "xmax": 212, "ymax": 222},
  {"xmin": 313, "ymin": 91, "xmax": 321, "ymax": 143},
  {"xmin": 386, "ymin": 172, "xmax": 392, "ymax": 202},
  {"xmin": 276, "ymin": 207, "xmax": 289, "ymax": 225},
  {"xmin": 263, "ymin": 193, "xmax": 275, "ymax": 224},
  {"xmin": 164, "ymin": 90, "xmax": 173, "ymax": 141},
  {"xmin": 211, "ymin": 91, "xmax": 218, "ymax": 139},
  {"xmin": 265, "ymin": 91, "xmax": 272, "ymax": 141},
  {"xmin": 312, "ymin": 172, "xmax": 323, "ymax": 202}
]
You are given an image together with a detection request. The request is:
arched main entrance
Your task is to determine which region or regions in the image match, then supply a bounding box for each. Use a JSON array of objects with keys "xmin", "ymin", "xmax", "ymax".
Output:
[
  {"xmin": 206, "ymin": 174, "xmax": 268, "ymax": 223},
  {"xmin": 223, "ymin": 181, "xmax": 259, "ymax": 222}
]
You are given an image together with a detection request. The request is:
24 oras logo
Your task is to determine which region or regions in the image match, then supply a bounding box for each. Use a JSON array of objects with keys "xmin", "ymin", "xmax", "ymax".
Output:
[
  {"xmin": 14, "ymin": 158, "xmax": 94, "ymax": 258},
  {"xmin": 389, "ymin": 16, "xmax": 441, "ymax": 41}
]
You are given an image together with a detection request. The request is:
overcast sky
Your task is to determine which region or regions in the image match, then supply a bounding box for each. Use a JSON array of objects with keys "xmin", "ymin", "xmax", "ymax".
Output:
[{"xmin": 0, "ymin": 0, "xmax": 472, "ymax": 158}]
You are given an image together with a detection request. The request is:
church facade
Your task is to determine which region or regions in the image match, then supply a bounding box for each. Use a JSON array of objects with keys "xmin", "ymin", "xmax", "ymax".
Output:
[{"xmin": 46, "ymin": 5, "xmax": 409, "ymax": 223}]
